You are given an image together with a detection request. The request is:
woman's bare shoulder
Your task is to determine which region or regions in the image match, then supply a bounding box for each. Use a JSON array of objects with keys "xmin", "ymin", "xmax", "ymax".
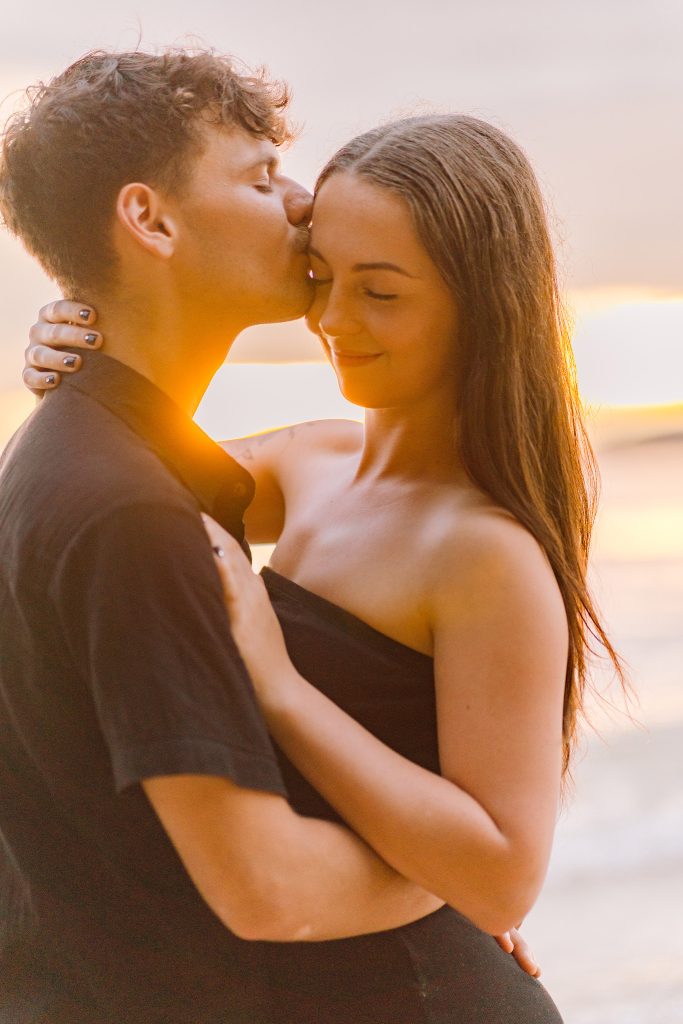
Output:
[{"xmin": 426, "ymin": 496, "xmax": 565, "ymax": 629}]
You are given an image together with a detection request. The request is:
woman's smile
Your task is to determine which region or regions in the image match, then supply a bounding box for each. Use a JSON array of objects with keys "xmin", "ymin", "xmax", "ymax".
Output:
[{"xmin": 330, "ymin": 349, "xmax": 383, "ymax": 367}]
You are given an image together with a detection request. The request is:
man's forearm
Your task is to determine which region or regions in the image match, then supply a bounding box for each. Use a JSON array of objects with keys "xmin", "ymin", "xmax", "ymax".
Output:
[
  {"xmin": 144, "ymin": 774, "xmax": 442, "ymax": 944},
  {"xmin": 253, "ymin": 809, "xmax": 443, "ymax": 942}
]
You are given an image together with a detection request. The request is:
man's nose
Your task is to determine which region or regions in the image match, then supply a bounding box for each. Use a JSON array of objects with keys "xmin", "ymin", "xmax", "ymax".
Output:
[{"xmin": 283, "ymin": 181, "xmax": 313, "ymax": 227}]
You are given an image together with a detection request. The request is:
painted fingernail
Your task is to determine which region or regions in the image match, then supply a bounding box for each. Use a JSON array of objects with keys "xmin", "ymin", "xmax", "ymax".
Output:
[
  {"xmin": 78, "ymin": 309, "xmax": 91, "ymax": 322},
  {"xmin": 45, "ymin": 375, "xmax": 56, "ymax": 385},
  {"xmin": 63, "ymin": 356, "xmax": 77, "ymax": 368},
  {"xmin": 84, "ymin": 333, "xmax": 99, "ymax": 345}
]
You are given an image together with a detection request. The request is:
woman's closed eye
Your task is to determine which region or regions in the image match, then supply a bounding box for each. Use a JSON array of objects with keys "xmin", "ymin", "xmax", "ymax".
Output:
[
  {"xmin": 363, "ymin": 288, "xmax": 398, "ymax": 302},
  {"xmin": 309, "ymin": 273, "xmax": 397, "ymax": 302}
]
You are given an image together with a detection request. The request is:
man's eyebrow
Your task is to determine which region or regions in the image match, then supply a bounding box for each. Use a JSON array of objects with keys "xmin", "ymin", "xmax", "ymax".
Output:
[
  {"xmin": 242, "ymin": 154, "xmax": 280, "ymax": 175},
  {"xmin": 308, "ymin": 248, "xmax": 417, "ymax": 279}
]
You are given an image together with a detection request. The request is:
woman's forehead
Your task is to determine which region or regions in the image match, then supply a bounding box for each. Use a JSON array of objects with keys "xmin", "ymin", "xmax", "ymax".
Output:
[{"xmin": 310, "ymin": 174, "xmax": 421, "ymax": 265}]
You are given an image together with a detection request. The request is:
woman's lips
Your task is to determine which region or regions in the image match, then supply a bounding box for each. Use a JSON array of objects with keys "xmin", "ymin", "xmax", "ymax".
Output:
[{"xmin": 331, "ymin": 350, "xmax": 382, "ymax": 367}]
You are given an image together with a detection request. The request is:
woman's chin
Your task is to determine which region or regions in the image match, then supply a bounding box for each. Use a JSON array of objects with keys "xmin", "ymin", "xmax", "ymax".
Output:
[{"xmin": 335, "ymin": 379, "xmax": 391, "ymax": 410}]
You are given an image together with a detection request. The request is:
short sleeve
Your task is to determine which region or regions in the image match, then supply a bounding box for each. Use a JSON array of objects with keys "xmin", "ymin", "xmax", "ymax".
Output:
[{"xmin": 49, "ymin": 501, "xmax": 287, "ymax": 797}]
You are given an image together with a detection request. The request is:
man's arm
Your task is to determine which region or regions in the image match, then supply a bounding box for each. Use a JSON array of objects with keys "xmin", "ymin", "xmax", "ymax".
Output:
[{"xmin": 144, "ymin": 773, "xmax": 442, "ymax": 941}]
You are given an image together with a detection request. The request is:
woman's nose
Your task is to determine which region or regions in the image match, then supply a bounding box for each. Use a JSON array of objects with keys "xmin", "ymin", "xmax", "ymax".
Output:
[
  {"xmin": 283, "ymin": 180, "xmax": 313, "ymax": 227},
  {"xmin": 317, "ymin": 290, "xmax": 361, "ymax": 339}
]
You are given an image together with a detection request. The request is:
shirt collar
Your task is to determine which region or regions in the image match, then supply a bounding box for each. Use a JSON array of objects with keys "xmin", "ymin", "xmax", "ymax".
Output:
[{"xmin": 62, "ymin": 352, "xmax": 255, "ymax": 546}]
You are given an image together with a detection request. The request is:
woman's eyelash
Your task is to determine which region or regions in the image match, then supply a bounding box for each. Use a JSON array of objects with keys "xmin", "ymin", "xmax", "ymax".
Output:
[{"xmin": 308, "ymin": 274, "xmax": 397, "ymax": 301}]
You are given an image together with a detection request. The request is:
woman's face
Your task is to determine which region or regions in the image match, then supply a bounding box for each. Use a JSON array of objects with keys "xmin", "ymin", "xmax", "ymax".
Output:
[{"xmin": 306, "ymin": 172, "xmax": 458, "ymax": 411}]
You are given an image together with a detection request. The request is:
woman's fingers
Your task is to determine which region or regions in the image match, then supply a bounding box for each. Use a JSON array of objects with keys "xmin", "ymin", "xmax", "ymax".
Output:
[
  {"xmin": 495, "ymin": 931, "xmax": 514, "ymax": 954},
  {"xmin": 27, "ymin": 343, "xmax": 83, "ymax": 374},
  {"xmin": 22, "ymin": 366, "xmax": 60, "ymax": 392},
  {"xmin": 211, "ymin": 543, "xmax": 244, "ymax": 596},
  {"xmin": 22, "ymin": 341, "xmax": 83, "ymax": 393},
  {"xmin": 28, "ymin": 320, "xmax": 102, "ymax": 350},
  {"xmin": 38, "ymin": 300, "xmax": 97, "ymax": 326},
  {"xmin": 201, "ymin": 517, "xmax": 264, "ymax": 630},
  {"xmin": 202, "ymin": 517, "xmax": 249, "ymax": 584},
  {"xmin": 27, "ymin": 300, "xmax": 101, "ymax": 360},
  {"xmin": 202, "ymin": 515, "xmax": 241, "ymax": 557},
  {"xmin": 23, "ymin": 316, "xmax": 102, "ymax": 394},
  {"xmin": 202, "ymin": 514, "xmax": 291, "ymax": 700},
  {"xmin": 508, "ymin": 928, "xmax": 541, "ymax": 977}
]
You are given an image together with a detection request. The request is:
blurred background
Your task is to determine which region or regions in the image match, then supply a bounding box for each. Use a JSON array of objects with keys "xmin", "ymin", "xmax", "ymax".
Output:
[{"xmin": 1, "ymin": 2, "xmax": 681, "ymax": 1020}]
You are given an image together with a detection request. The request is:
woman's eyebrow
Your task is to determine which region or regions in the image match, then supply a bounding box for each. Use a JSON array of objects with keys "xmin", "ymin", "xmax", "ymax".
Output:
[
  {"xmin": 351, "ymin": 261, "xmax": 417, "ymax": 278},
  {"xmin": 309, "ymin": 248, "xmax": 417, "ymax": 278}
]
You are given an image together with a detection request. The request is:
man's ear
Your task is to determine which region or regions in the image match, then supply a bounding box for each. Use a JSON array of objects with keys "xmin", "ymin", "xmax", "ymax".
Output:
[{"xmin": 115, "ymin": 182, "xmax": 178, "ymax": 259}]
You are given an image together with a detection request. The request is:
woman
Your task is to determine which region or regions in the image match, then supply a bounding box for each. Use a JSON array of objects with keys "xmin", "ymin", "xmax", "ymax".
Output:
[{"xmin": 24, "ymin": 114, "xmax": 622, "ymax": 1022}]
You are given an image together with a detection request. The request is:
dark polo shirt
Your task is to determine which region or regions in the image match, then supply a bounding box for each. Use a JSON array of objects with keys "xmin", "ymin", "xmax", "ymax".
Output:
[{"xmin": 0, "ymin": 352, "xmax": 287, "ymax": 1023}]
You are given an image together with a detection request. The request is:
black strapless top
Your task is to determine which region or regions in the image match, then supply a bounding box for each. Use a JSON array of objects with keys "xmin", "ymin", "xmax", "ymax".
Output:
[
  {"xmin": 259, "ymin": 567, "xmax": 564, "ymax": 1024},
  {"xmin": 262, "ymin": 566, "xmax": 439, "ymax": 824}
]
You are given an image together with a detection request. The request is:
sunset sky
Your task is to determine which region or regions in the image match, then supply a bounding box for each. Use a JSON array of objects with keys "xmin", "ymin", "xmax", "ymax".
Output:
[{"xmin": 0, "ymin": 0, "xmax": 681, "ymax": 421}]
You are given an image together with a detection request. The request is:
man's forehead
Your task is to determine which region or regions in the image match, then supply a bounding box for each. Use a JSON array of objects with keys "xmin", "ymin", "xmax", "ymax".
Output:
[{"xmin": 204, "ymin": 126, "xmax": 279, "ymax": 173}]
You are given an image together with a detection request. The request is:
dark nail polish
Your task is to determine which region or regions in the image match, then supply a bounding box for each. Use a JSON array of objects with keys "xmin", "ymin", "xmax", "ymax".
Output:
[
  {"xmin": 78, "ymin": 309, "xmax": 91, "ymax": 322},
  {"xmin": 45, "ymin": 375, "xmax": 56, "ymax": 385},
  {"xmin": 63, "ymin": 356, "xmax": 77, "ymax": 368},
  {"xmin": 84, "ymin": 333, "xmax": 98, "ymax": 345}
]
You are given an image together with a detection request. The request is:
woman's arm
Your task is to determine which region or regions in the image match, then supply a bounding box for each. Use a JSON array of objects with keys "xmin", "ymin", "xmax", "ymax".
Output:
[
  {"xmin": 203, "ymin": 515, "xmax": 567, "ymax": 937},
  {"xmin": 222, "ymin": 419, "xmax": 360, "ymax": 544}
]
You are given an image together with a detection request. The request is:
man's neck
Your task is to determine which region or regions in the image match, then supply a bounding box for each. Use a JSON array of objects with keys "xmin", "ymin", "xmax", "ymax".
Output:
[{"xmin": 88, "ymin": 295, "xmax": 239, "ymax": 416}]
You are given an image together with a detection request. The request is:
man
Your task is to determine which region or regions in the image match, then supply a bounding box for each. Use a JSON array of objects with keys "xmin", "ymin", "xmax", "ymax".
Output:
[
  {"xmin": 0, "ymin": 49, "xmax": 535, "ymax": 1023},
  {"xmin": 0, "ymin": 48, "xmax": 452, "ymax": 1023}
]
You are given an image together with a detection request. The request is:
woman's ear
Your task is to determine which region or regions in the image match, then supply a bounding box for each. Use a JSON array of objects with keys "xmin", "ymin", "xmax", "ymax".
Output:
[{"xmin": 115, "ymin": 182, "xmax": 178, "ymax": 260}]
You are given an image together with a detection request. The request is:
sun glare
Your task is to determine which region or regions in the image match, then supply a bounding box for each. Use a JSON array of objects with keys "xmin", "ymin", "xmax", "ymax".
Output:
[{"xmin": 570, "ymin": 293, "xmax": 683, "ymax": 407}]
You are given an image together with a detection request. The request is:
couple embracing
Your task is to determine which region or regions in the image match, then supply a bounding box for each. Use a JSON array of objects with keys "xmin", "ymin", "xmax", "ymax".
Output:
[{"xmin": 0, "ymin": 47, "xmax": 620, "ymax": 1023}]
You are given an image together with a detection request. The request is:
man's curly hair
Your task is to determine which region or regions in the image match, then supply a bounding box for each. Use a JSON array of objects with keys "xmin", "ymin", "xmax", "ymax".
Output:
[{"xmin": 0, "ymin": 49, "xmax": 292, "ymax": 295}]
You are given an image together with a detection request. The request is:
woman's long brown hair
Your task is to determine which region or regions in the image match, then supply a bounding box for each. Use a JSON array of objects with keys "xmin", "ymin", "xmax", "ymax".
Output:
[{"xmin": 317, "ymin": 115, "xmax": 625, "ymax": 776}]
